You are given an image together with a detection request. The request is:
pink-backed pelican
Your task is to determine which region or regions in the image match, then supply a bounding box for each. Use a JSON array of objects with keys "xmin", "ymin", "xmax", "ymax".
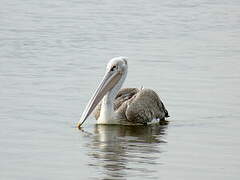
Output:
[{"xmin": 77, "ymin": 57, "xmax": 169, "ymax": 128}]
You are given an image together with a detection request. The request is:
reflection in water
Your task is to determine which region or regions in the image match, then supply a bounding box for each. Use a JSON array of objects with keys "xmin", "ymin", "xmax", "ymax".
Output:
[{"xmin": 85, "ymin": 125, "xmax": 168, "ymax": 179}]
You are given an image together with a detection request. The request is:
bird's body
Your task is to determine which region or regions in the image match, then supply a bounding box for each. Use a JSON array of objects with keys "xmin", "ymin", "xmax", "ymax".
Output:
[
  {"xmin": 77, "ymin": 57, "xmax": 169, "ymax": 128},
  {"xmin": 94, "ymin": 88, "xmax": 169, "ymax": 125}
]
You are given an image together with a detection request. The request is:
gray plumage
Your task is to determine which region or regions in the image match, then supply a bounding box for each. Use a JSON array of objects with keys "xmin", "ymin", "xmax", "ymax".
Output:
[{"xmin": 94, "ymin": 88, "xmax": 169, "ymax": 125}]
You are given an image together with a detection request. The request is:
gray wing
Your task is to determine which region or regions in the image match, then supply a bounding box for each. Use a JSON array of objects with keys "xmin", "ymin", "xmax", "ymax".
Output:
[
  {"xmin": 124, "ymin": 89, "xmax": 169, "ymax": 124},
  {"xmin": 94, "ymin": 88, "xmax": 139, "ymax": 120}
]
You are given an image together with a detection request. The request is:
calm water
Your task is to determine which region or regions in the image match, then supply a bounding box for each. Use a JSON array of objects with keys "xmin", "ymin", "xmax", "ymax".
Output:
[{"xmin": 1, "ymin": 0, "xmax": 240, "ymax": 179}]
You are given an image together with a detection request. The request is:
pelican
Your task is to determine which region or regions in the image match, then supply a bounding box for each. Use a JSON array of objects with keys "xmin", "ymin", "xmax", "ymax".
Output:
[{"xmin": 77, "ymin": 57, "xmax": 169, "ymax": 128}]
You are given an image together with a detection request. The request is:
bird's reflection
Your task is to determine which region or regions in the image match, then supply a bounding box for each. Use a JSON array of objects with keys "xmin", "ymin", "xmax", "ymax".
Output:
[{"xmin": 85, "ymin": 124, "xmax": 168, "ymax": 179}]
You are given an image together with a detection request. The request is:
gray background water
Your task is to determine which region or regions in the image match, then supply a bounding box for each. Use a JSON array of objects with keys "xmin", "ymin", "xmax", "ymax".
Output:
[{"xmin": 1, "ymin": 0, "xmax": 240, "ymax": 179}]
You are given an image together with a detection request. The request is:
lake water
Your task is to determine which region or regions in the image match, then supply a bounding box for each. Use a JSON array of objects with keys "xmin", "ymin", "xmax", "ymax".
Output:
[{"xmin": 1, "ymin": 0, "xmax": 240, "ymax": 179}]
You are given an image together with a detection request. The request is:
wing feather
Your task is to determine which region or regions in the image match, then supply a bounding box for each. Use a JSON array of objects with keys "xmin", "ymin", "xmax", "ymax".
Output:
[{"xmin": 125, "ymin": 89, "xmax": 169, "ymax": 124}]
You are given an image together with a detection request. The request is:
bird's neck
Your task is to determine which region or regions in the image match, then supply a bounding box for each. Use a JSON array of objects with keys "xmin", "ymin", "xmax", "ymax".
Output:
[
  {"xmin": 98, "ymin": 88, "xmax": 118, "ymax": 124},
  {"xmin": 97, "ymin": 73, "xmax": 126, "ymax": 124}
]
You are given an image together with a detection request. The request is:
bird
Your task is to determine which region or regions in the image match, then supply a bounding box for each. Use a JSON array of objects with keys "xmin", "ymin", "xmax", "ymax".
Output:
[{"xmin": 77, "ymin": 57, "xmax": 169, "ymax": 128}]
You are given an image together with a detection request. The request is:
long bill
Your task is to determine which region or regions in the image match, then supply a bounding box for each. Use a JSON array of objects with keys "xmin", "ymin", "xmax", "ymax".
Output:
[{"xmin": 77, "ymin": 71, "xmax": 122, "ymax": 128}]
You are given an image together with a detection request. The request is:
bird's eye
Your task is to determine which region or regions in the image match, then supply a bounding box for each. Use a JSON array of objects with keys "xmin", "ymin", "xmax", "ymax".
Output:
[{"xmin": 110, "ymin": 65, "xmax": 117, "ymax": 71}]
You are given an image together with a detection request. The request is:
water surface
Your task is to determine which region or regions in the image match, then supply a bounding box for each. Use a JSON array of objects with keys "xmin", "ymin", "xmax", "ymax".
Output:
[{"xmin": 0, "ymin": 0, "xmax": 240, "ymax": 179}]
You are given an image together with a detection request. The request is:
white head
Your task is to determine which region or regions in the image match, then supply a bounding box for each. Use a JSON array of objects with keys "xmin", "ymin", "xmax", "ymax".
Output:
[
  {"xmin": 106, "ymin": 56, "xmax": 128, "ymax": 74},
  {"xmin": 77, "ymin": 57, "xmax": 128, "ymax": 128}
]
